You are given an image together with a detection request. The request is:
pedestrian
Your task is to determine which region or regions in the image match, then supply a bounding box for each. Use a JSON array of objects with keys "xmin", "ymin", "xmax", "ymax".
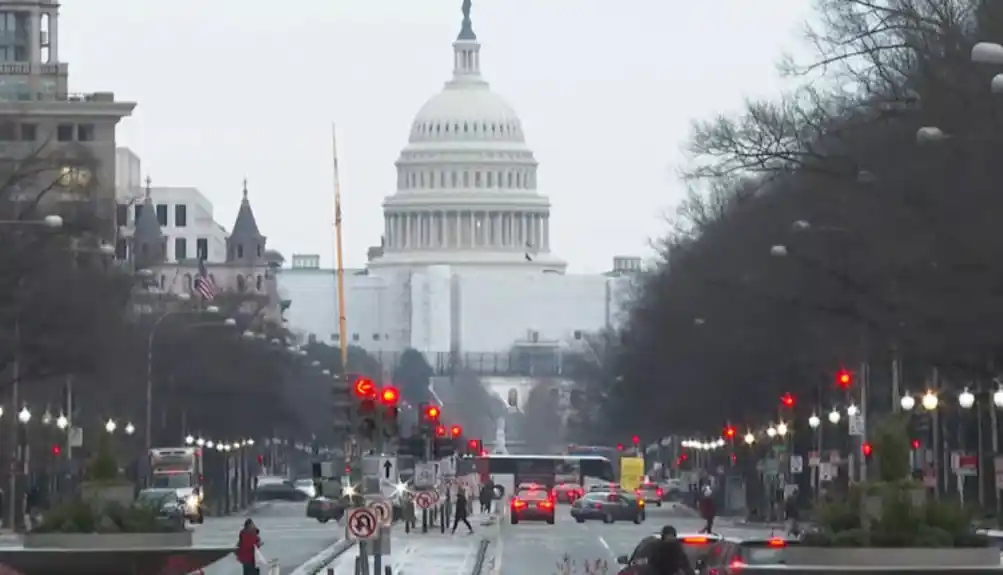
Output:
[
  {"xmin": 785, "ymin": 486, "xmax": 801, "ymax": 536},
  {"xmin": 451, "ymin": 487, "xmax": 474, "ymax": 534},
  {"xmin": 698, "ymin": 485, "xmax": 716, "ymax": 534},
  {"xmin": 649, "ymin": 525, "xmax": 696, "ymax": 575},
  {"xmin": 24, "ymin": 485, "xmax": 40, "ymax": 531},
  {"xmin": 235, "ymin": 518, "xmax": 262, "ymax": 575},
  {"xmin": 479, "ymin": 480, "xmax": 493, "ymax": 514}
]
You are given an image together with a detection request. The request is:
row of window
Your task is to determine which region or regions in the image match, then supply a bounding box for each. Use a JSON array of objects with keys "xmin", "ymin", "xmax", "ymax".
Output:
[
  {"xmin": 411, "ymin": 120, "xmax": 522, "ymax": 140},
  {"xmin": 331, "ymin": 333, "xmax": 387, "ymax": 343},
  {"xmin": 120, "ymin": 236, "xmax": 209, "ymax": 262},
  {"xmin": 116, "ymin": 203, "xmax": 187, "ymax": 228},
  {"xmin": 398, "ymin": 167, "xmax": 535, "ymax": 190},
  {"xmin": 145, "ymin": 273, "xmax": 267, "ymax": 293},
  {"xmin": 0, "ymin": 121, "xmax": 94, "ymax": 142},
  {"xmin": 228, "ymin": 243, "xmax": 263, "ymax": 260}
]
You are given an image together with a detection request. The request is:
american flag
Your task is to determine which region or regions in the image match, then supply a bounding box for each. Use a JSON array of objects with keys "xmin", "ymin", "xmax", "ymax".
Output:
[{"xmin": 194, "ymin": 257, "xmax": 217, "ymax": 301}]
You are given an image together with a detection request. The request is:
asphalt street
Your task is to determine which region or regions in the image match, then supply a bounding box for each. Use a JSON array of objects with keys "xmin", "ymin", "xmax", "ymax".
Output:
[
  {"xmin": 200, "ymin": 501, "xmax": 341, "ymax": 575},
  {"xmin": 326, "ymin": 524, "xmax": 484, "ymax": 575},
  {"xmin": 493, "ymin": 502, "xmax": 780, "ymax": 575}
]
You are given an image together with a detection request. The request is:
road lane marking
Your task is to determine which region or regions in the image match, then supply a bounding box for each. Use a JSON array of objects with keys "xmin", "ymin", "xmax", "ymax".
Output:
[{"xmin": 597, "ymin": 535, "xmax": 616, "ymax": 561}]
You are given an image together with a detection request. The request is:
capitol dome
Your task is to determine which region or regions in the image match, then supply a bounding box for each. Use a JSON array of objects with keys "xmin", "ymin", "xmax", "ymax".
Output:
[{"xmin": 371, "ymin": 1, "xmax": 566, "ymax": 273}]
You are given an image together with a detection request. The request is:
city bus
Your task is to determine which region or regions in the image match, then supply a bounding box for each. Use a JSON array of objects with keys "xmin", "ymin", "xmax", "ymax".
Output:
[
  {"xmin": 474, "ymin": 454, "xmax": 616, "ymax": 499},
  {"xmin": 567, "ymin": 444, "xmax": 623, "ymax": 479}
]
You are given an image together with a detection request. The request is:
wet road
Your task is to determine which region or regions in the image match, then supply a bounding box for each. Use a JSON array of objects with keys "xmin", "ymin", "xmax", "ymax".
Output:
[
  {"xmin": 200, "ymin": 501, "xmax": 341, "ymax": 575},
  {"xmin": 493, "ymin": 503, "xmax": 779, "ymax": 575}
]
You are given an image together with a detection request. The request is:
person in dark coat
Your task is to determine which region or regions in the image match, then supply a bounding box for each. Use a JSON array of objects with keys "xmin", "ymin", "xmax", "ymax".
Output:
[
  {"xmin": 479, "ymin": 479, "xmax": 494, "ymax": 514},
  {"xmin": 235, "ymin": 518, "xmax": 262, "ymax": 575},
  {"xmin": 649, "ymin": 525, "xmax": 696, "ymax": 575},
  {"xmin": 698, "ymin": 485, "xmax": 716, "ymax": 533},
  {"xmin": 451, "ymin": 487, "xmax": 474, "ymax": 534}
]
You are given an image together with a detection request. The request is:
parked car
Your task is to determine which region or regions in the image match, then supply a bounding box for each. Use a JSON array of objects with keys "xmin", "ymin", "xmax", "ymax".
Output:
[
  {"xmin": 135, "ymin": 488, "xmax": 186, "ymax": 530},
  {"xmin": 254, "ymin": 480, "xmax": 310, "ymax": 502},
  {"xmin": 570, "ymin": 491, "xmax": 645, "ymax": 524}
]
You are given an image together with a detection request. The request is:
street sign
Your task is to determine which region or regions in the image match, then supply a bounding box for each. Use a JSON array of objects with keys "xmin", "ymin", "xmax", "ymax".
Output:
[
  {"xmin": 413, "ymin": 462, "xmax": 436, "ymax": 489},
  {"xmin": 69, "ymin": 427, "xmax": 83, "ymax": 448},
  {"xmin": 848, "ymin": 414, "xmax": 865, "ymax": 436},
  {"xmin": 378, "ymin": 456, "xmax": 398, "ymax": 483},
  {"xmin": 346, "ymin": 508, "xmax": 378, "ymax": 540},
  {"xmin": 415, "ymin": 491, "xmax": 435, "ymax": 510},
  {"xmin": 952, "ymin": 451, "xmax": 977, "ymax": 476},
  {"xmin": 440, "ymin": 455, "xmax": 456, "ymax": 477},
  {"xmin": 367, "ymin": 498, "xmax": 393, "ymax": 527},
  {"xmin": 808, "ymin": 451, "xmax": 820, "ymax": 466},
  {"xmin": 790, "ymin": 455, "xmax": 803, "ymax": 474},
  {"xmin": 819, "ymin": 462, "xmax": 834, "ymax": 481}
]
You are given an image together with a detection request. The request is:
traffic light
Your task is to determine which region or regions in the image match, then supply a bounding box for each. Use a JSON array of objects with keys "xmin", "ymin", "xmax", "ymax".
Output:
[
  {"xmin": 862, "ymin": 442, "xmax": 873, "ymax": 457},
  {"xmin": 466, "ymin": 438, "xmax": 483, "ymax": 456},
  {"xmin": 836, "ymin": 369, "xmax": 853, "ymax": 389},
  {"xmin": 353, "ymin": 376, "xmax": 376, "ymax": 399},
  {"xmin": 435, "ymin": 424, "xmax": 446, "ymax": 437},
  {"xmin": 911, "ymin": 439, "xmax": 921, "ymax": 450},
  {"xmin": 380, "ymin": 386, "xmax": 400, "ymax": 437},
  {"xmin": 331, "ymin": 372, "xmax": 354, "ymax": 434},
  {"xmin": 432, "ymin": 436, "xmax": 458, "ymax": 458},
  {"xmin": 631, "ymin": 435, "xmax": 640, "ymax": 445},
  {"xmin": 423, "ymin": 404, "xmax": 441, "ymax": 424},
  {"xmin": 616, "ymin": 443, "xmax": 624, "ymax": 451},
  {"xmin": 380, "ymin": 386, "xmax": 399, "ymax": 406},
  {"xmin": 450, "ymin": 425, "xmax": 463, "ymax": 438},
  {"xmin": 353, "ymin": 375, "xmax": 378, "ymax": 439},
  {"xmin": 51, "ymin": 444, "xmax": 60, "ymax": 455},
  {"xmin": 780, "ymin": 392, "xmax": 795, "ymax": 408},
  {"xmin": 724, "ymin": 425, "xmax": 736, "ymax": 440}
]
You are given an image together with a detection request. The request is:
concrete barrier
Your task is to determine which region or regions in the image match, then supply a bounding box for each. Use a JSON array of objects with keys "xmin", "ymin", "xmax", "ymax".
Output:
[{"xmin": 737, "ymin": 567, "xmax": 1003, "ymax": 574}]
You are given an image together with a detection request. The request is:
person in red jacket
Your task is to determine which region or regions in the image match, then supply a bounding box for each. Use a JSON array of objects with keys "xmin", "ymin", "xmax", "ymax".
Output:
[{"xmin": 235, "ymin": 519, "xmax": 262, "ymax": 575}]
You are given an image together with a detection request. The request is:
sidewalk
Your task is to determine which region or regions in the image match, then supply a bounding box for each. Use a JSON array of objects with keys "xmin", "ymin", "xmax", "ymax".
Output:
[{"xmin": 328, "ymin": 519, "xmax": 491, "ymax": 575}]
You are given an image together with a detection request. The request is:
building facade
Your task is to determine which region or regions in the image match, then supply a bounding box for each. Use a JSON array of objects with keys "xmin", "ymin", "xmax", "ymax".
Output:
[{"xmin": 0, "ymin": 0, "xmax": 134, "ymax": 233}]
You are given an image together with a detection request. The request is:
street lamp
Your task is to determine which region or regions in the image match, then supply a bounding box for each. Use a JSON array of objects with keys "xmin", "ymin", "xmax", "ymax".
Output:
[
  {"xmin": 769, "ymin": 245, "xmax": 788, "ymax": 257},
  {"xmin": 766, "ymin": 426, "xmax": 777, "ymax": 438},
  {"xmin": 847, "ymin": 404, "xmax": 859, "ymax": 416},
  {"xmin": 791, "ymin": 220, "xmax": 811, "ymax": 232},
  {"xmin": 828, "ymin": 409, "xmax": 841, "ymax": 424},
  {"xmin": 206, "ymin": 440, "xmax": 215, "ymax": 449},
  {"xmin": 311, "ymin": 360, "xmax": 321, "ymax": 367},
  {"xmin": 959, "ymin": 388, "xmax": 976, "ymax": 409},
  {"xmin": 56, "ymin": 414, "xmax": 68, "ymax": 430},
  {"xmin": 105, "ymin": 419, "xmax": 116, "ymax": 433},
  {"xmin": 922, "ymin": 390, "xmax": 939, "ymax": 411},
  {"xmin": 185, "ymin": 435, "xmax": 195, "ymax": 445},
  {"xmin": 124, "ymin": 422, "xmax": 135, "ymax": 435},
  {"xmin": 972, "ymin": 41, "xmax": 1003, "ymax": 65},
  {"xmin": 321, "ymin": 369, "xmax": 331, "ymax": 376},
  {"xmin": 776, "ymin": 422, "xmax": 789, "ymax": 437},
  {"xmin": 246, "ymin": 439, "xmax": 255, "ymax": 446},
  {"xmin": 743, "ymin": 432, "xmax": 755, "ymax": 445},
  {"xmin": 41, "ymin": 410, "xmax": 51, "ymax": 425},
  {"xmin": 916, "ymin": 126, "xmax": 948, "ymax": 144},
  {"xmin": 900, "ymin": 394, "xmax": 916, "ymax": 411},
  {"xmin": 994, "ymin": 388, "xmax": 1003, "ymax": 409},
  {"xmin": 242, "ymin": 330, "xmax": 255, "ymax": 339},
  {"xmin": 808, "ymin": 414, "xmax": 821, "ymax": 429},
  {"xmin": 16, "ymin": 407, "xmax": 29, "ymax": 424},
  {"xmin": 196, "ymin": 437, "xmax": 205, "ymax": 447}
]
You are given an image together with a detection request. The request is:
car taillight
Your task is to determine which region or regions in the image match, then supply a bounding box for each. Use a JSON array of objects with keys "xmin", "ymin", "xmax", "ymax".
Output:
[
  {"xmin": 729, "ymin": 559, "xmax": 747, "ymax": 571},
  {"xmin": 682, "ymin": 536, "xmax": 710, "ymax": 544},
  {"xmin": 767, "ymin": 538, "xmax": 786, "ymax": 547},
  {"xmin": 512, "ymin": 500, "xmax": 526, "ymax": 509},
  {"xmin": 656, "ymin": 488, "xmax": 663, "ymax": 496},
  {"xmin": 538, "ymin": 501, "xmax": 553, "ymax": 509}
]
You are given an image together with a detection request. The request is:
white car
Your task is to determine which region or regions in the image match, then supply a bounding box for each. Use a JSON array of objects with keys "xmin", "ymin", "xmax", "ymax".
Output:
[{"xmin": 294, "ymin": 478, "xmax": 317, "ymax": 499}]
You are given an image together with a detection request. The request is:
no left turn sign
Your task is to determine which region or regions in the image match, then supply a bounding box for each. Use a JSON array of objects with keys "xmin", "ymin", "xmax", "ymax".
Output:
[{"xmin": 346, "ymin": 507, "xmax": 378, "ymax": 540}]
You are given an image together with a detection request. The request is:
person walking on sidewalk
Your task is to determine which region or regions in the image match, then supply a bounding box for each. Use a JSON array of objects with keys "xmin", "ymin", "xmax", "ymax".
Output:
[
  {"xmin": 235, "ymin": 518, "xmax": 262, "ymax": 575},
  {"xmin": 451, "ymin": 487, "xmax": 474, "ymax": 534}
]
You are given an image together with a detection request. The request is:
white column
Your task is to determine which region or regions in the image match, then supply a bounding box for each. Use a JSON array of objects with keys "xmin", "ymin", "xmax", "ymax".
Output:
[
  {"xmin": 28, "ymin": 8, "xmax": 40, "ymax": 94},
  {"xmin": 535, "ymin": 214, "xmax": 542, "ymax": 249},
  {"xmin": 49, "ymin": 12, "xmax": 59, "ymax": 62},
  {"xmin": 403, "ymin": 214, "xmax": 411, "ymax": 249},
  {"xmin": 431, "ymin": 212, "xmax": 439, "ymax": 248},
  {"xmin": 453, "ymin": 212, "xmax": 461, "ymax": 248},
  {"xmin": 469, "ymin": 212, "xmax": 476, "ymax": 247},
  {"xmin": 543, "ymin": 214, "xmax": 550, "ymax": 250},
  {"xmin": 384, "ymin": 215, "xmax": 390, "ymax": 248}
]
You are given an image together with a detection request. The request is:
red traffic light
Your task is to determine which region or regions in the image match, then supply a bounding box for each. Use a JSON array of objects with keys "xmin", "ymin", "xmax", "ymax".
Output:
[
  {"xmin": 353, "ymin": 377, "xmax": 376, "ymax": 398},
  {"xmin": 836, "ymin": 369, "xmax": 852, "ymax": 388},
  {"xmin": 616, "ymin": 443, "xmax": 624, "ymax": 451},
  {"xmin": 380, "ymin": 386, "xmax": 399, "ymax": 405},
  {"xmin": 724, "ymin": 426, "xmax": 736, "ymax": 439},
  {"xmin": 911, "ymin": 439, "xmax": 921, "ymax": 450},
  {"xmin": 51, "ymin": 444, "xmax": 60, "ymax": 455},
  {"xmin": 425, "ymin": 405, "xmax": 441, "ymax": 421},
  {"xmin": 435, "ymin": 425, "xmax": 447, "ymax": 437},
  {"xmin": 780, "ymin": 392, "xmax": 795, "ymax": 408},
  {"xmin": 631, "ymin": 435, "xmax": 640, "ymax": 445},
  {"xmin": 450, "ymin": 425, "xmax": 463, "ymax": 438},
  {"xmin": 862, "ymin": 442, "xmax": 873, "ymax": 457},
  {"xmin": 467, "ymin": 439, "xmax": 479, "ymax": 449}
]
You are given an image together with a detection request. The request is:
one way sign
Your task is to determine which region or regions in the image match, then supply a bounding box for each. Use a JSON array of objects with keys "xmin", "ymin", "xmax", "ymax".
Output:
[{"xmin": 378, "ymin": 456, "xmax": 398, "ymax": 497}]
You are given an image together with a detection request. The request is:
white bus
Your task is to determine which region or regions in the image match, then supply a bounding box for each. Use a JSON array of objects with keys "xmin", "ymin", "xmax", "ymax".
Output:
[{"xmin": 475, "ymin": 454, "xmax": 616, "ymax": 498}]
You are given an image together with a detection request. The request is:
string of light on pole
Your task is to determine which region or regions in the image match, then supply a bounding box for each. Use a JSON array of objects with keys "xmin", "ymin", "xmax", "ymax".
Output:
[{"xmin": 184, "ymin": 434, "xmax": 256, "ymax": 452}]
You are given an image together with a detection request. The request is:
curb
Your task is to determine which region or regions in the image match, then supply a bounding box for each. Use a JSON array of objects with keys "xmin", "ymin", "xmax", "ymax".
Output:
[{"xmin": 288, "ymin": 538, "xmax": 356, "ymax": 575}]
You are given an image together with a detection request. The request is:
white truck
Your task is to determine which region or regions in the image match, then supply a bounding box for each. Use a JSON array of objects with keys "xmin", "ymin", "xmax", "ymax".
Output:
[{"xmin": 149, "ymin": 446, "xmax": 204, "ymax": 523}]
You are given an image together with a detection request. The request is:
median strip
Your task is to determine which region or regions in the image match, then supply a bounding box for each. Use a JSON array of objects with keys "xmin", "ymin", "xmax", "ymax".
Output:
[{"xmin": 287, "ymin": 538, "xmax": 357, "ymax": 575}]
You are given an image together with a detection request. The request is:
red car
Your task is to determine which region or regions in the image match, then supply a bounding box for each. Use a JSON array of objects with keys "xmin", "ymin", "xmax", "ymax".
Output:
[
  {"xmin": 553, "ymin": 482, "xmax": 584, "ymax": 503},
  {"xmin": 510, "ymin": 487, "xmax": 556, "ymax": 525},
  {"xmin": 615, "ymin": 534, "xmax": 722, "ymax": 574}
]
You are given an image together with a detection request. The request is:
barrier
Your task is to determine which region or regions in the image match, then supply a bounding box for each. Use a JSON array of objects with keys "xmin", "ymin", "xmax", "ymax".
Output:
[
  {"xmin": 735, "ymin": 567, "xmax": 1003, "ymax": 574},
  {"xmin": 469, "ymin": 537, "xmax": 490, "ymax": 575}
]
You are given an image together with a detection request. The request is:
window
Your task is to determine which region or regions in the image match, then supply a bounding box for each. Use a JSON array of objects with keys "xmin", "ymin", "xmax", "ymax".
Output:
[
  {"xmin": 174, "ymin": 204, "xmax": 187, "ymax": 227},
  {"xmin": 373, "ymin": 333, "xmax": 380, "ymax": 341},
  {"xmin": 256, "ymin": 275, "xmax": 263, "ymax": 290},
  {"xmin": 56, "ymin": 123, "xmax": 73, "ymax": 142},
  {"xmin": 237, "ymin": 244, "xmax": 244, "ymax": 259},
  {"xmin": 174, "ymin": 237, "xmax": 187, "ymax": 261},
  {"xmin": 196, "ymin": 238, "xmax": 208, "ymax": 260},
  {"xmin": 237, "ymin": 275, "xmax": 246, "ymax": 292},
  {"xmin": 352, "ymin": 333, "xmax": 360, "ymax": 342},
  {"xmin": 115, "ymin": 238, "xmax": 127, "ymax": 260},
  {"xmin": 77, "ymin": 124, "xmax": 95, "ymax": 142},
  {"xmin": 115, "ymin": 204, "xmax": 128, "ymax": 227},
  {"xmin": 19, "ymin": 123, "xmax": 35, "ymax": 141},
  {"xmin": 155, "ymin": 204, "xmax": 167, "ymax": 227},
  {"xmin": 0, "ymin": 121, "xmax": 14, "ymax": 141},
  {"xmin": 257, "ymin": 244, "xmax": 262, "ymax": 257}
]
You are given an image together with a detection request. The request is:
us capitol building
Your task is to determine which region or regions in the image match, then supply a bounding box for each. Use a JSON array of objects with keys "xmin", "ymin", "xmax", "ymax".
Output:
[{"xmin": 279, "ymin": 2, "xmax": 639, "ymax": 410}]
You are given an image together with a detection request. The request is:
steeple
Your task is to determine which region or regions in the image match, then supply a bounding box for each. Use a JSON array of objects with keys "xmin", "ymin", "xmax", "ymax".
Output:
[
  {"xmin": 132, "ymin": 175, "xmax": 165, "ymax": 269},
  {"xmin": 226, "ymin": 177, "xmax": 266, "ymax": 263},
  {"xmin": 452, "ymin": 0, "xmax": 482, "ymax": 80}
]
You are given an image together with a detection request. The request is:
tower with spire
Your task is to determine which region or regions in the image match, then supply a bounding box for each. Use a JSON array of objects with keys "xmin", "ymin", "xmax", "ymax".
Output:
[
  {"xmin": 132, "ymin": 176, "xmax": 165, "ymax": 271},
  {"xmin": 226, "ymin": 178, "xmax": 266, "ymax": 265},
  {"xmin": 451, "ymin": 0, "xmax": 483, "ymax": 81}
]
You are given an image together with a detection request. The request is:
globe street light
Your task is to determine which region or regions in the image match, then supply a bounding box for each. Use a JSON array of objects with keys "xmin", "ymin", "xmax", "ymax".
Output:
[
  {"xmin": 900, "ymin": 394, "xmax": 916, "ymax": 411},
  {"xmin": 206, "ymin": 440, "xmax": 215, "ymax": 449},
  {"xmin": 321, "ymin": 369, "xmax": 331, "ymax": 376},
  {"xmin": 922, "ymin": 390, "xmax": 939, "ymax": 411},
  {"xmin": 766, "ymin": 426, "xmax": 777, "ymax": 438},
  {"xmin": 744, "ymin": 433, "xmax": 755, "ymax": 445},
  {"xmin": 311, "ymin": 360, "xmax": 321, "ymax": 367},
  {"xmin": 223, "ymin": 318, "xmax": 237, "ymax": 327},
  {"xmin": 916, "ymin": 126, "xmax": 948, "ymax": 144},
  {"xmin": 43, "ymin": 214, "xmax": 63, "ymax": 228},
  {"xmin": 715, "ymin": 438, "xmax": 725, "ymax": 448},
  {"xmin": 242, "ymin": 330, "xmax": 255, "ymax": 340},
  {"xmin": 205, "ymin": 305, "xmax": 220, "ymax": 314},
  {"xmin": 41, "ymin": 410, "xmax": 51, "ymax": 425},
  {"xmin": 847, "ymin": 404, "xmax": 859, "ymax": 416},
  {"xmin": 770, "ymin": 245, "xmax": 788, "ymax": 257},
  {"xmin": 17, "ymin": 407, "xmax": 30, "ymax": 423},
  {"xmin": 994, "ymin": 388, "xmax": 1003, "ymax": 409},
  {"xmin": 828, "ymin": 409, "xmax": 841, "ymax": 424},
  {"xmin": 124, "ymin": 422, "xmax": 135, "ymax": 435},
  {"xmin": 185, "ymin": 435, "xmax": 195, "ymax": 445},
  {"xmin": 105, "ymin": 419, "xmax": 116, "ymax": 433},
  {"xmin": 808, "ymin": 414, "xmax": 821, "ymax": 429},
  {"xmin": 972, "ymin": 41, "xmax": 1003, "ymax": 65},
  {"xmin": 776, "ymin": 422, "xmax": 789, "ymax": 437},
  {"xmin": 196, "ymin": 437, "xmax": 205, "ymax": 447},
  {"xmin": 246, "ymin": 439, "xmax": 255, "ymax": 446},
  {"xmin": 959, "ymin": 388, "xmax": 976, "ymax": 409},
  {"xmin": 56, "ymin": 414, "xmax": 68, "ymax": 430}
]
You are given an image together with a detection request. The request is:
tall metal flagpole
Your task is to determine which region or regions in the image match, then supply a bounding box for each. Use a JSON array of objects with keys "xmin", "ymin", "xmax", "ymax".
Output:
[{"xmin": 332, "ymin": 124, "xmax": 349, "ymax": 377}]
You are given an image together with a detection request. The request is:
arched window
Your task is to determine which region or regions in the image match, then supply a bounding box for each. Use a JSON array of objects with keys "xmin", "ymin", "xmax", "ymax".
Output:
[
  {"xmin": 237, "ymin": 244, "xmax": 244, "ymax": 258},
  {"xmin": 237, "ymin": 275, "xmax": 246, "ymax": 292}
]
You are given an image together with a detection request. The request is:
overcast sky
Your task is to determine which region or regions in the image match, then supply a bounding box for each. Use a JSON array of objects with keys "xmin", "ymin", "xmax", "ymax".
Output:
[{"xmin": 61, "ymin": 0, "xmax": 809, "ymax": 273}]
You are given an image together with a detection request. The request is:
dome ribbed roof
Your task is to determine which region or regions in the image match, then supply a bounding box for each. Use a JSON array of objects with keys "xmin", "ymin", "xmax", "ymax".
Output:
[{"xmin": 409, "ymin": 85, "xmax": 525, "ymax": 144}]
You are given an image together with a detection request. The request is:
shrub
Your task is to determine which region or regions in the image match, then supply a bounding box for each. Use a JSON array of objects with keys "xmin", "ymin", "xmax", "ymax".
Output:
[
  {"xmin": 85, "ymin": 432, "xmax": 120, "ymax": 482},
  {"xmin": 32, "ymin": 500, "xmax": 181, "ymax": 534}
]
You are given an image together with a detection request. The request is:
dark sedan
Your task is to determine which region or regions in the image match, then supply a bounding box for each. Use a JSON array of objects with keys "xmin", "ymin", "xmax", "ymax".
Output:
[
  {"xmin": 570, "ymin": 491, "xmax": 645, "ymax": 524},
  {"xmin": 615, "ymin": 533, "xmax": 723, "ymax": 574},
  {"xmin": 510, "ymin": 488, "xmax": 555, "ymax": 525}
]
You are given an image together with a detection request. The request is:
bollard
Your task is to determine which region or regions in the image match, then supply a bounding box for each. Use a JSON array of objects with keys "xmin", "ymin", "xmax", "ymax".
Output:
[{"xmin": 422, "ymin": 509, "xmax": 428, "ymax": 533}]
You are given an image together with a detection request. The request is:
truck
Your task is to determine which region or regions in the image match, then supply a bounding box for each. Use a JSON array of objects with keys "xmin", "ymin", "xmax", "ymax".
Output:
[{"xmin": 149, "ymin": 446, "xmax": 204, "ymax": 523}]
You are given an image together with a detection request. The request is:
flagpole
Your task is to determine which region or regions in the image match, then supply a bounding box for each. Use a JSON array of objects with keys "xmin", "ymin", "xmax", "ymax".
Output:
[{"xmin": 332, "ymin": 124, "xmax": 349, "ymax": 371}]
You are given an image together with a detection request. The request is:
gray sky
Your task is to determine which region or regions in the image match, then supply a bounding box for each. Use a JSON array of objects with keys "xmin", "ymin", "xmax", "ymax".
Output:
[{"xmin": 64, "ymin": 0, "xmax": 808, "ymax": 273}]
